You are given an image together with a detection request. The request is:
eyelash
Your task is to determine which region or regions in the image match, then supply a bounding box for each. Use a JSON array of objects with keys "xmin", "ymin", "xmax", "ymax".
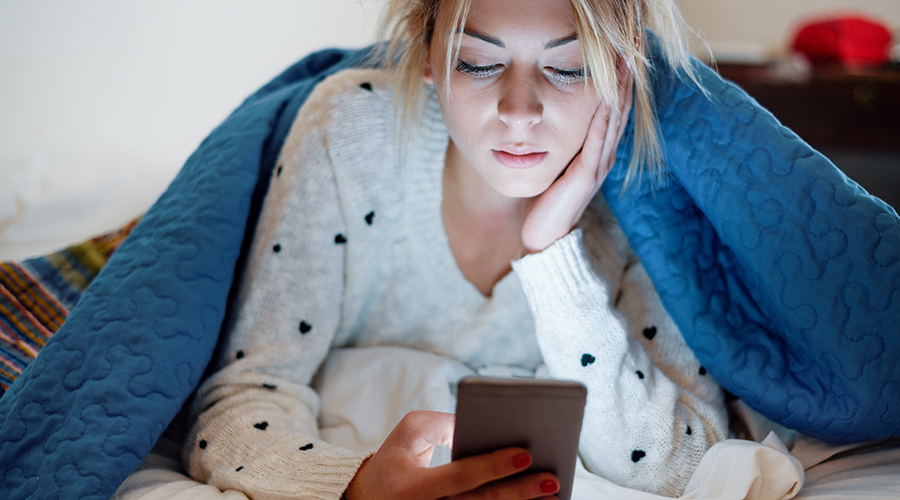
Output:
[
  {"xmin": 547, "ymin": 67, "xmax": 585, "ymax": 85},
  {"xmin": 455, "ymin": 59, "xmax": 586, "ymax": 85},
  {"xmin": 455, "ymin": 59, "xmax": 500, "ymax": 77}
]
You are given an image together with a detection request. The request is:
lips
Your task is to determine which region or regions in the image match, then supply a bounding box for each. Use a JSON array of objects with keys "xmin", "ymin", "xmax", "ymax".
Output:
[{"xmin": 492, "ymin": 149, "xmax": 548, "ymax": 169}]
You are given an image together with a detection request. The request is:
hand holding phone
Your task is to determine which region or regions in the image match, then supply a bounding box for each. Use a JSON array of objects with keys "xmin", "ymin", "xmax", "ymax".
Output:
[
  {"xmin": 452, "ymin": 377, "xmax": 588, "ymax": 500},
  {"xmin": 345, "ymin": 410, "xmax": 560, "ymax": 500}
]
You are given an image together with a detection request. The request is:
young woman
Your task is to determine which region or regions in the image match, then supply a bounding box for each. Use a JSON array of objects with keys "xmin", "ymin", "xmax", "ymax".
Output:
[{"xmin": 182, "ymin": 0, "xmax": 727, "ymax": 498}]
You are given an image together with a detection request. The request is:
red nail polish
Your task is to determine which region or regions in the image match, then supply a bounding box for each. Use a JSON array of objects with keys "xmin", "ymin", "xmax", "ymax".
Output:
[
  {"xmin": 512, "ymin": 453, "xmax": 531, "ymax": 469},
  {"xmin": 540, "ymin": 480, "xmax": 558, "ymax": 494}
]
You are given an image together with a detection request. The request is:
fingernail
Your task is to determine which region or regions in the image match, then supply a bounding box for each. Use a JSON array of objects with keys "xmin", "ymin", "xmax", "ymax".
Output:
[
  {"xmin": 540, "ymin": 480, "xmax": 559, "ymax": 494},
  {"xmin": 512, "ymin": 452, "xmax": 531, "ymax": 469}
]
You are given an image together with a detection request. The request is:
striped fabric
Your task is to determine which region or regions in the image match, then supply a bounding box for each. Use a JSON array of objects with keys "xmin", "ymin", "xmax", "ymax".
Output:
[{"xmin": 0, "ymin": 219, "xmax": 139, "ymax": 393}]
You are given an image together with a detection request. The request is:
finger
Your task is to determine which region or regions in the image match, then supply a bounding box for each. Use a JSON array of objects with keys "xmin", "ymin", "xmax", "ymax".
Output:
[
  {"xmin": 575, "ymin": 101, "xmax": 612, "ymax": 175},
  {"xmin": 607, "ymin": 69, "xmax": 634, "ymax": 178},
  {"xmin": 598, "ymin": 58, "xmax": 634, "ymax": 175},
  {"xmin": 415, "ymin": 447, "xmax": 534, "ymax": 499},
  {"xmin": 457, "ymin": 471, "xmax": 560, "ymax": 500},
  {"xmin": 390, "ymin": 411, "xmax": 455, "ymax": 465},
  {"xmin": 597, "ymin": 95, "xmax": 622, "ymax": 176}
]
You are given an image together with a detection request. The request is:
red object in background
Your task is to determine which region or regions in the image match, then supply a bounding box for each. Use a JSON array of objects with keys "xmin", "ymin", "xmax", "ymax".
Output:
[{"xmin": 792, "ymin": 15, "xmax": 893, "ymax": 67}]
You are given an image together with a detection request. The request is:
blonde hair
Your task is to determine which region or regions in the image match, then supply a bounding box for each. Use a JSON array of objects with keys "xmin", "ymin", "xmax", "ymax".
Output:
[{"xmin": 377, "ymin": 0, "xmax": 699, "ymax": 187}]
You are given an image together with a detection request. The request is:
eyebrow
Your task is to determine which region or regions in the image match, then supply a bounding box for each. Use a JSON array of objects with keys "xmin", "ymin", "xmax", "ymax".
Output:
[
  {"xmin": 545, "ymin": 34, "xmax": 578, "ymax": 49},
  {"xmin": 460, "ymin": 29, "xmax": 578, "ymax": 50},
  {"xmin": 461, "ymin": 28, "xmax": 505, "ymax": 47}
]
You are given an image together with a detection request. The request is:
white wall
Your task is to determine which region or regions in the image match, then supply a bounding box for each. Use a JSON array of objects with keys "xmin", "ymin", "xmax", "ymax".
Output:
[
  {"xmin": 679, "ymin": 0, "xmax": 900, "ymax": 61},
  {"xmin": 0, "ymin": 1, "xmax": 381, "ymax": 259},
  {"xmin": 0, "ymin": 0, "xmax": 382, "ymax": 168}
]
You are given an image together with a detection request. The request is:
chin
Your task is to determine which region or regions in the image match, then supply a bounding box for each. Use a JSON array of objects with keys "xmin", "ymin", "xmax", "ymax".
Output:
[{"xmin": 490, "ymin": 178, "xmax": 554, "ymax": 199}]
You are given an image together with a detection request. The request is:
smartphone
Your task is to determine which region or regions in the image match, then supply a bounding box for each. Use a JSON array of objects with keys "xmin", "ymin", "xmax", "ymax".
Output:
[{"xmin": 452, "ymin": 376, "xmax": 588, "ymax": 500}]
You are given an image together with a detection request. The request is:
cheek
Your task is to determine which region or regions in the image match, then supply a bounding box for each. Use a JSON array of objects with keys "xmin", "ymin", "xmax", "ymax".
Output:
[
  {"xmin": 549, "ymin": 92, "xmax": 600, "ymax": 156},
  {"xmin": 438, "ymin": 80, "xmax": 495, "ymax": 143}
]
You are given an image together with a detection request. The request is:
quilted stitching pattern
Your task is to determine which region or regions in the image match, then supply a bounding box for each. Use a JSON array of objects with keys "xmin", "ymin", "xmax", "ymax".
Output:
[
  {"xmin": 0, "ymin": 38, "xmax": 897, "ymax": 498},
  {"xmin": 0, "ymin": 48, "xmax": 370, "ymax": 500},
  {"xmin": 601, "ymin": 38, "xmax": 900, "ymax": 443}
]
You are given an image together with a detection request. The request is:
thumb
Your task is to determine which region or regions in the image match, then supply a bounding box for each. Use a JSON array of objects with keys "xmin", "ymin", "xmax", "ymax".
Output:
[{"xmin": 390, "ymin": 411, "xmax": 455, "ymax": 465}]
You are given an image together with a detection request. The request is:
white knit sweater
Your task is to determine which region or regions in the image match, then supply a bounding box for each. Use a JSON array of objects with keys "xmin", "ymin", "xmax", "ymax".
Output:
[{"xmin": 183, "ymin": 68, "xmax": 728, "ymax": 499}]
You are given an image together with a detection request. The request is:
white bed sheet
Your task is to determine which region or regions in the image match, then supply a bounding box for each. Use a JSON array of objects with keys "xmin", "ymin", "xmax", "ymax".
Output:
[{"xmin": 113, "ymin": 346, "xmax": 900, "ymax": 500}]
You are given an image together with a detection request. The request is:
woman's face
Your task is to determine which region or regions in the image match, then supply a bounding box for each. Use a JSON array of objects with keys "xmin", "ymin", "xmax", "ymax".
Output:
[{"xmin": 425, "ymin": 0, "xmax": 602, "ymax": 199}]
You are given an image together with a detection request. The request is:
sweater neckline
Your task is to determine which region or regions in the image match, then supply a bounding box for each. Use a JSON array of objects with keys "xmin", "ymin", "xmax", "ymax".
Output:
[{"xmin": 405, "ymin": 86, "xmax": 519, "ymax": 305}]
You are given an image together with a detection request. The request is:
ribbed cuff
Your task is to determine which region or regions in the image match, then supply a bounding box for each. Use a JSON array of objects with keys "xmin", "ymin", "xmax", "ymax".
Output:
[
  {"xmin": 293, "ymin": 449, "xmax": 372, "ymax": 500},
  {"xmin": 512, "ymin": 228, "xmax": 611, "ymax": 310}
]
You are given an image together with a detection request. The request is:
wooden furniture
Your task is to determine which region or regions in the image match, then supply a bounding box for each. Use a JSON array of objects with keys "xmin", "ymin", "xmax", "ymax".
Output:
[{"xmin": 715, "ymin": 62, "xmax": 900, "ymax": 152}]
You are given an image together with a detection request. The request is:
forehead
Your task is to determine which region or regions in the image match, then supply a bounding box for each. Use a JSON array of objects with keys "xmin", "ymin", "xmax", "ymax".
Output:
[{"xmin": 438, "ymin": 0, "xmax": 577, "ymax": 41}]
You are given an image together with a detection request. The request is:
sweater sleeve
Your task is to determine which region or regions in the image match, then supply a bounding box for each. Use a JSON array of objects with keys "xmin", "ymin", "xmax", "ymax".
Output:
[
  {"xmin": 511, "ymin": 228, "xmax": 728, "ymax": 498},
  {"xmin": 182, "ymin": 119, "xmax": 369, "ymax": 499}
]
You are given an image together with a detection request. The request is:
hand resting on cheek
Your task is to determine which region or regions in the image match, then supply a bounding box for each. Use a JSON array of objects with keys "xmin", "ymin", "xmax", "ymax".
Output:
[{"xmin": 521, "ymin": 58, "xmax": 634, "ymax": 253}]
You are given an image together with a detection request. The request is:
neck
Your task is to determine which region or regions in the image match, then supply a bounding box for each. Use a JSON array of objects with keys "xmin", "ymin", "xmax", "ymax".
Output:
[{"xmin": 441, "ymin": 140, "xmax": 528, "ymax": 296}]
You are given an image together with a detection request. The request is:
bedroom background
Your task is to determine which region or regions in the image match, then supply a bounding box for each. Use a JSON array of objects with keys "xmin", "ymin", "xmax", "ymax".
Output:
[{"xmin": 1, "ymin": 0, "xmax": 899, "ymax": 261}]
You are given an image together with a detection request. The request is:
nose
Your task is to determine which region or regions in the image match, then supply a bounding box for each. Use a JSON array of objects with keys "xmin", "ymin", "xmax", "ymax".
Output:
[{"xmin": 497, "ymin": 67, "xmax": 543, "ymax": 129}]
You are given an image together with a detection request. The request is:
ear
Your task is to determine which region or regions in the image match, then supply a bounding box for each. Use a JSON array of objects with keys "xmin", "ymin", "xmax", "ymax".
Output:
[{"xmin": 422, "ymin": 55, "xmax": 435, "ymax": 85}]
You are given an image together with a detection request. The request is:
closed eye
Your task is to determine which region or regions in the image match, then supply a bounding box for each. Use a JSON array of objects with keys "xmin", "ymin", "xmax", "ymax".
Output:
[
  {"xmin": 546, "ymin": 66, "xmax": 585, "ymax": 85},
  {"xmin": 456, "ymin": 59, "xmax": 502, "ymax": 77}
]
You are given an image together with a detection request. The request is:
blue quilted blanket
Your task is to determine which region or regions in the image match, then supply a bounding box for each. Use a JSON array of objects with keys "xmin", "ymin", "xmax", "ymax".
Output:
[{"xmin": 1, "ymin": 40, "xmax": 897, "ymax": 499}]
